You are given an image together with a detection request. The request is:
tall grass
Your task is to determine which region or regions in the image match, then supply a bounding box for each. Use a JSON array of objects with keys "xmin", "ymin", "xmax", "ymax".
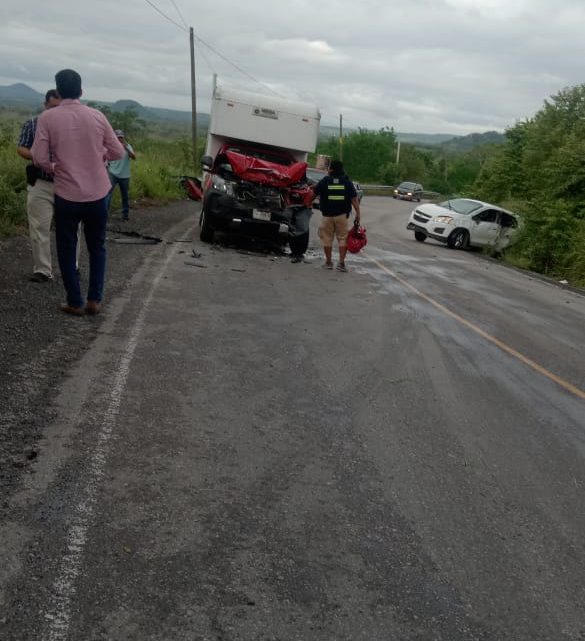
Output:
[
  {"xmin": 0, "ymin": 119, "xmax": 29, "ymax": 236},
  {"xmin": 0, "ymin": 117, "xmax": 199, "ymax": 236}
]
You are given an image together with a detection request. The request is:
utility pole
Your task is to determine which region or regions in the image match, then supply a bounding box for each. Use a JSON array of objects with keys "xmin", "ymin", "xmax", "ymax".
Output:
[
  {"xmin": 339, "ymin": 113, "xmax": 343, "ymax": 162},
  {"xmin": 396, "ymin": 140, "xmax": 401, "ymax": 164},
  {"xmin": 189, "ymin": 27, "xmax": 197, "ymax": 173}
]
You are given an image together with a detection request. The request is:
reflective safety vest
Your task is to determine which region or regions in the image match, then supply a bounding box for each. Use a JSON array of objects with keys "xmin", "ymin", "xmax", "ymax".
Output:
[{"xmin": 318, "ymin": 175, "xmax": 356, "ymax": 216}]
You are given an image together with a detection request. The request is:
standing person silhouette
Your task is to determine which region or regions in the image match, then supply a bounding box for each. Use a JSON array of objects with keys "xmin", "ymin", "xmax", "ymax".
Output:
[
  {"xmin": 106, "ymin": 129, "xmax": 136, "ymax": 221},
  {"xmin": 32, "ymin": 69, "xmax": 125, "ymax": 316}
]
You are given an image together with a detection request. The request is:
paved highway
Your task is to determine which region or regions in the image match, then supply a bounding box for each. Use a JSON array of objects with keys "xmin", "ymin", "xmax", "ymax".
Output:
[{"xmin": 1, "ymin": 196, "xmax": 584, "ymax": 640}]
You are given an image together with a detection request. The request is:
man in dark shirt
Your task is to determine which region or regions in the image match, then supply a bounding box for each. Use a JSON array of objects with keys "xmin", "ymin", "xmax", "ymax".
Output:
[
  {"xmin": 312, "ymin": 159, "xmax": 361, "ymax": 272},
  {"xmin": 16, "ymin": 89, "xmax": 61, "ymax": 282}
]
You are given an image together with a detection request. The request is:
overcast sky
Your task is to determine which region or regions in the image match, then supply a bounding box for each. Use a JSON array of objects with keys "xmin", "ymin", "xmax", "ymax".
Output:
[{"xmin": 1, "ymin": 0, "xmax": 583, "ymax": 135}]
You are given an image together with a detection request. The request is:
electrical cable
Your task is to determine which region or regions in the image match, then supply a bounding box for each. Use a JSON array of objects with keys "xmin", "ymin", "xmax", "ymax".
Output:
[
  {"xmin": 144, "ymin": 0, "xmax": 283, "ymax": 97},
  {"xmin": 143, "ymin": 0, "xmax": 188, "ymax": 32},
  {"xmin": 192, "ymin": 31, "xmax": 283, "ymax": 97},
  {"xmin": 168, "ymin": 0, "xmax": 188, "ymax": 29},
  {"xmin": 194, "ymin": 41, "xmax": 214, "ymax": 73}
]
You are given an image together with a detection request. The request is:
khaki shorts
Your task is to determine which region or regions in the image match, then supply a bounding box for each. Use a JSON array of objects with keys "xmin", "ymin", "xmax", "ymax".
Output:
[{"xmin": 318, "ymin": 214, "xmax": 349, "ymax": 247}]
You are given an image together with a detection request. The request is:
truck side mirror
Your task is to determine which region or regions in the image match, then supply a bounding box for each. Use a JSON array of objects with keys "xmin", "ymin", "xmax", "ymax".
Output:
[{"xmin": 201, "ymin": 155, "xmax": 213, "ymax": 170}]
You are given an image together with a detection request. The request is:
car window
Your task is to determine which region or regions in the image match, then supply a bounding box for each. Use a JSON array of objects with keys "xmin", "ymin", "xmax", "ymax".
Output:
[
  {"xmin": 474, "ymin": 209, "xmax": 499, "ymax": 223},
  {"xmin": 400, "ymin": 182, "xmax": 416, "ymax": 189},
  {"xmin": 500, "ymin": 212, "xmax": 518, "ymax": 228}
]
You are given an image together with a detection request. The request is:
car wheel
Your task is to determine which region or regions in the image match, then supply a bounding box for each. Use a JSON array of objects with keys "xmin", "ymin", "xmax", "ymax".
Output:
[
  {"xmin": 447, "ymin": 229, "xmax": 469, "ymax": 249},
  {"xmin": 414, "ymin": 231, "xmax": 426, "ymax": 242},
  {"xmin": 199, "ymin": 207, "xmax": 214, "ymax": 243}
]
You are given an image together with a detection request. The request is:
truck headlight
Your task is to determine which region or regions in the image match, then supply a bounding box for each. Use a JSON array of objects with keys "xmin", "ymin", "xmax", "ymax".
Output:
[{"xmin": 211, "ymin": 176, "xmax": 234, "ymax": 196}]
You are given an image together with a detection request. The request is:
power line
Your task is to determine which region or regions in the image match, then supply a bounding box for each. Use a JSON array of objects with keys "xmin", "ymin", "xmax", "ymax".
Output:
[
  {"xmin": 194, "ymin": 41, "xmax": 214, "ymax": 73},
  {"xmin": 143, "ymin": 0, "xmax": 187, "ymax": 32},
  {"xmin": 143, "ymin": 1, "xmax": 282, "ymax": 98},
  {"xmin": 192, "ymin": 31, "xmax": 283, "ymax": 97},
  {"xmin": 168, "ymin": 0, "xmax": 188, "ymax": 29}
]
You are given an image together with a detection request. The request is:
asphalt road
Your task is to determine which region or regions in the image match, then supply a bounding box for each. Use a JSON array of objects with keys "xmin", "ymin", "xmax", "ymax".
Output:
[{"xmin": 1, "ymin": 196, "xmax": 585, "ymax": 640}]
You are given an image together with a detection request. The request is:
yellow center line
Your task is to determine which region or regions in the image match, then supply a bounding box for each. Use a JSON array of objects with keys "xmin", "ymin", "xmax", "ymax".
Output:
[{"xmin": 366, "ymin": 254, "xmax": 585, "ymax": 401}]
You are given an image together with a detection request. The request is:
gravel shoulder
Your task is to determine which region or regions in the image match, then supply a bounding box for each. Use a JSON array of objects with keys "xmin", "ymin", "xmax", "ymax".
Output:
[{"xmin": 0, "ymin": 200, "xmax": 198, "ymax": 503}]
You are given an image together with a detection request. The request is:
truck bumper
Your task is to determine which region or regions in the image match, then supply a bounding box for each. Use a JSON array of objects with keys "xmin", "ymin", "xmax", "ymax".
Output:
[{"xmin": 204, "ymin": 193, "xmax": 290, "ymax": 241}]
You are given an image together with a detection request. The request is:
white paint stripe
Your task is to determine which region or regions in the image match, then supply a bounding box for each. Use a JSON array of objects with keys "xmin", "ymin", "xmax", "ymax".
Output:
[{"xmin": 42, "ymin": 230, "xmax": 192, "ymax": 641}]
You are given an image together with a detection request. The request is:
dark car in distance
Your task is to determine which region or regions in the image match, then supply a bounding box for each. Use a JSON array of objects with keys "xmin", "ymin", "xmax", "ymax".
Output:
[{"xmin": 393, "ymin": 181, "xmax": 423, "ymax": 202}]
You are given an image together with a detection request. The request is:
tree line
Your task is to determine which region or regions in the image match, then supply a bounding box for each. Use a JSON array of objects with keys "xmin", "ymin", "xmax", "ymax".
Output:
[
  {"xmin": 313, "ymin": 85, "xmax": 585, "ymax": 285},
  {"xmin": 2, "ymin": 85, "xmax": 584, "ymax": 285}
]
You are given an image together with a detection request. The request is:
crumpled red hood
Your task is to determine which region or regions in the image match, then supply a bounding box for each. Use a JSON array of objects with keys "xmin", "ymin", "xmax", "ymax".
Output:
[{"xmin": 225, "ymin": 150, "xmax": 307, "ymax": 187}]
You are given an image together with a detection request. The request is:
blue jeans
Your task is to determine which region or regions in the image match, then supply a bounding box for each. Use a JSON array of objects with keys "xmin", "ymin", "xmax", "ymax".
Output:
[
  {"xmin": 54, "ymin": 195, "xmax": 108, "ymax": 308},
  {"xmin": 106, "ymin": 174, "xmax": 130, "ymax": 218}
]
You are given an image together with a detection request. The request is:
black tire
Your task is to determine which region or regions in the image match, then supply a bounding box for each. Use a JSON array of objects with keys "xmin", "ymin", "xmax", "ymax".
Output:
[
  {"xmin": 414, "ymin": 231, "xmax": 426, "ymax": 242},
  {"xmin": 199, "ymin": 207, "xmax": 214, "ymax": 243},
  {"xmin": 447, "ymin": 228, "xmax": 469, "ymax": 249}
]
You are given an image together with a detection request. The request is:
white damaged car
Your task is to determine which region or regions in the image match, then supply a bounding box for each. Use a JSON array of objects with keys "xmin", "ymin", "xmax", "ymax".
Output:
[{"xmin": 407, "ymin": 198, "xmax": 520, "ymax": 251}]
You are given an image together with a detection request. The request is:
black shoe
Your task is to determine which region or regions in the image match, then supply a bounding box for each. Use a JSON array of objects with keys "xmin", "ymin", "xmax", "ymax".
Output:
[
  {"xmin": 290, "ymin": 254, "xmax": 304, "ymax": 263},
  {"xmin": 29, "ymin": 272, "xmax": 53, "ymax": 283}
]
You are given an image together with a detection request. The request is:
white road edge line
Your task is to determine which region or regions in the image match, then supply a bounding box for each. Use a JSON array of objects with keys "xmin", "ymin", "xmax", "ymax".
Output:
[{"xmin": 42, "ymin": 231, "xmax": 192, "ymax": 641}]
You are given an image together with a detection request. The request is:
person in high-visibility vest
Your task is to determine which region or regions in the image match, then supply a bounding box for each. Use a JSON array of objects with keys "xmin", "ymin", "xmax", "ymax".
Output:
[{"xmin": 312, "ymin": 159, "xmax": 361, "ymax": 272}]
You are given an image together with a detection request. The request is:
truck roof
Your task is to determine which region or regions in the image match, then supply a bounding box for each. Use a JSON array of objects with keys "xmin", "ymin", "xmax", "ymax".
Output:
[{"xmin": 214, "ymin": 85, "xmax": 321, "ymax": 121}]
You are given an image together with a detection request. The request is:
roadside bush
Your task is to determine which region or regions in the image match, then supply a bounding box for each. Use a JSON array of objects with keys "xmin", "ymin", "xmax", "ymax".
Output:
[
  {"xmin": 0, "ymin": 120, "xmax": 197, "ymax": 233},
  {"xmin": 0, "ymin": 119, "xmax": 28, "ymax": 235},
  {"xmin": 113, "ymin": 137, "xmax": 192, "ymax": 206},
  {"xmin": 504, "ymin": 200, "xmax": 577, "ymax": 277}
]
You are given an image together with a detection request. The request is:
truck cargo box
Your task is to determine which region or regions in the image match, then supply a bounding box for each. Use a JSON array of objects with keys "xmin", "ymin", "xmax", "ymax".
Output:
[{"xmin": 206, "ymin": 86, "xmax": 320, "ymax": 161}]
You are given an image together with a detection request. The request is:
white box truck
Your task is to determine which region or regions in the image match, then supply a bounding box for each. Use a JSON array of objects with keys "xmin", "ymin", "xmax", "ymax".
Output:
[{"xmin": 199, "ymin": 84, "xmax": 320, "ymax": 244}]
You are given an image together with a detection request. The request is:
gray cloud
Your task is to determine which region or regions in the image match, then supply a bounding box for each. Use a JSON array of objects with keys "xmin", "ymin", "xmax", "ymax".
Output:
[{"xmin": 0, "ymin": 0, "xmax": 583, "ymax": 134}]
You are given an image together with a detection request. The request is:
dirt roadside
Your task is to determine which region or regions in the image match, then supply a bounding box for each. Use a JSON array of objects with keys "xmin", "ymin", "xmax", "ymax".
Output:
[{"xmin": 0, "ymin": 200, "xmax": 198, "ymax": 504}]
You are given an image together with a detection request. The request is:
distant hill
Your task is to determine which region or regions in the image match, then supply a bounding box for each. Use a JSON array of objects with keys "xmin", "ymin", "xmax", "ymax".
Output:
[
  {"xmin": 0, "ymin": 82, "xmax": 44, "ymax": 105},
  {"xmin": 0, "ymin": 83, "xmax": 502, "ymax": 146},
  {"xmin": 396, "ymin": 132, "xmax": 459, "ymax": 145},
  {"xmin": 438, "ymin": 130, "xmax": 506, "ymax": 152}
]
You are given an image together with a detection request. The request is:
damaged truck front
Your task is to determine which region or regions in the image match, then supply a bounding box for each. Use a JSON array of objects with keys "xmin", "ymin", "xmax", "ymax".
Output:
[{"xmin": 199, "ymin": 85, "xmax": 321, "ymax": 244}]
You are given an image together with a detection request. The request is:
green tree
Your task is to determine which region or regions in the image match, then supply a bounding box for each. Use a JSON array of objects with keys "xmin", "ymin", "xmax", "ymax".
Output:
[
  {"xmin": 316, "ymin": 127, "xmax": 397, "ymax": 181},
  {"xmin": 88, "ymin": 103, "xmax": 146, "ymax": 139}
]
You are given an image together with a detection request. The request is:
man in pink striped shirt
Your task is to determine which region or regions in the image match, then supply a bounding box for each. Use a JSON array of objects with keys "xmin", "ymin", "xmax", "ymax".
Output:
[{"xmin": 32, "ymin": 69, "xmax": 125, "ymax": 316}]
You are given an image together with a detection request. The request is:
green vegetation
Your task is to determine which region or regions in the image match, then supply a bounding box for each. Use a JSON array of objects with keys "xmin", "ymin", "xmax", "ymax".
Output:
[
  {"xmin": 312, "ymin": 86, "xmax": 585, "ymax": 286},
  {"xmin": 0, "ymin": 107, "xmax": 197, "ymax": 236},
  {"xmin": 1, "ymin": 87, "xmax": 585, "ymax": 285},
  {"xmin": 0, "ymin": 118, "xmax": 28, "ymax": 235}
]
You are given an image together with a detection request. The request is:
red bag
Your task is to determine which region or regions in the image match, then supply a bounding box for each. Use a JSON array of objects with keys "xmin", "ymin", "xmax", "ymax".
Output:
[{"xmin": 347, "ymin": 222, "xmax": 367, "ymax": 253}]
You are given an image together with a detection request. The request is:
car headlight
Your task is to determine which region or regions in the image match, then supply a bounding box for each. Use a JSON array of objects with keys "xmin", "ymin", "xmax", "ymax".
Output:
[{"xmin": 435, "ymin": 215, "xmax": 454, "ymax": 224}]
